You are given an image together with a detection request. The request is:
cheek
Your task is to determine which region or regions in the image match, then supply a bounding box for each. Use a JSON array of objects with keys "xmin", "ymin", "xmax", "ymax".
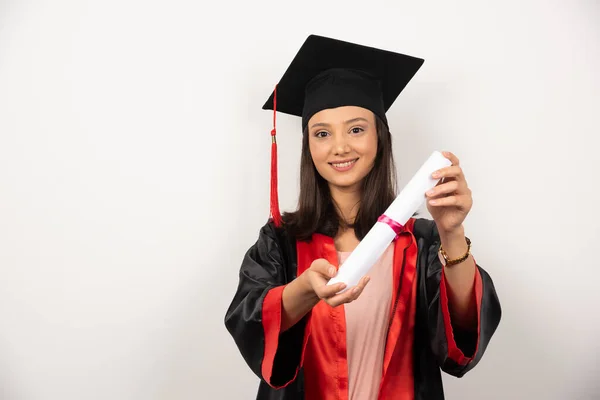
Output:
[
  {"xmin": 357, "ymin": 135, "xmax": 378, "ymax": 160},
  {"xmin": 309, "ymin": 140, "xmax": 329, "ymax": 163}
]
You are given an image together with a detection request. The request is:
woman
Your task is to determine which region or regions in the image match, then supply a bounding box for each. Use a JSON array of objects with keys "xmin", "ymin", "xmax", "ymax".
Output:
[{"xmin": 224, "ymin": 34, "xmax": 501, "ymax": 400}]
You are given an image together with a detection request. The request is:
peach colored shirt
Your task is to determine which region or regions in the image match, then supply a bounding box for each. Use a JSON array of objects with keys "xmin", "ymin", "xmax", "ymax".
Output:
[{"xmin": 339, "ymin": 244, "xmax": 394, "ymax": 400}]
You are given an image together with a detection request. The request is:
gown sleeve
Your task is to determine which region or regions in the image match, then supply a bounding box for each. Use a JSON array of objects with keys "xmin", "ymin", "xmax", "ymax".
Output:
[
  {"xmin": 419, "ymin": 220, "xmax": 502, "ymax": 378},
  {"xmin": 224, "ymin": 222, "xmax": 310, "ymax": 389}
]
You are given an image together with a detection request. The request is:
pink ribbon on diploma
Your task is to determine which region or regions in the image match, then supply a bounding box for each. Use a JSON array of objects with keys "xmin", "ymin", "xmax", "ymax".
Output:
[{"xmin": 377, "ymin": 215, "xmax": 405, "ymax": 240}]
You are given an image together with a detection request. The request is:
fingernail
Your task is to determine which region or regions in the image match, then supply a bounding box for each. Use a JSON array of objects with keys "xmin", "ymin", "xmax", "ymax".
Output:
[
  {"xmin": 430, "ymin": 200, "xmax": 438, "ymax": 205},
  {"xmin": 352, "ymin": 287, "xmax": 360, "ymax": 294},
  {"xmin": 432, "ymin": 172, "xmax": 440, "ymax": 178},
  {"xmin": 328, "ymin": 267, "xmax": 336, "ymax": 276},
  {"xmin": 426, "ymin": 190, "xmax": 435, "ymax": 196}
]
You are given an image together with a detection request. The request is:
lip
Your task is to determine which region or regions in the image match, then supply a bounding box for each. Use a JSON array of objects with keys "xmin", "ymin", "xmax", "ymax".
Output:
[{"xmin": 328, "ymin": 158, "xmax": 358, "ymax": 172}]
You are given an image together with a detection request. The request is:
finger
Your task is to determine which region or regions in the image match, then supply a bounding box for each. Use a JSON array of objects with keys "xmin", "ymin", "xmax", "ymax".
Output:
[
  {"xmin": 326, "ymin": 291, "xmax": 356, "ymax": 307},
  {"xmin": 348, "ymin": 276, "xmax": 371, "ymax": 300},
  {"xmin": 326, "ymin": 276, "xmax": 370, "ymax": 306},
  {"xmin": 311, "ymin": 259, "xmax": 338, "ymax": 278},
  {"xmin": 428, "ymin": 194, "xmax": 469, "ymax": 207},
  {"xmin": 442, "ymin": 151, "xmax": 460, "ymax": 166},
  {"xmin": 315, "ymin": 282, "xmax": 347, "ymax": 299},
  {"xmin": 426, "ymin": 180, "xmax": 459, "ymax": 198},
  {"xmin": 357, "ymin": 275, "xmax": 371, "ymax": 291},
  {"xmin": 432, "ymin": 165, "xmax": 463, "ymax": 180}
]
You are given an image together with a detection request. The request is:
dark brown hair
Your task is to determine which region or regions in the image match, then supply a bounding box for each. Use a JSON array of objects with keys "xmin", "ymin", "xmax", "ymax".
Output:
[{"xmin": 282, "ymin": 115, "xmax": 397, "ymax": 241}]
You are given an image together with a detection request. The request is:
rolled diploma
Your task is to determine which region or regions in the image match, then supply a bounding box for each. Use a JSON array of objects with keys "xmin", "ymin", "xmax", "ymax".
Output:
[{"xmin": 327, "ymin": 151, "xmax": 452, "ymax": 291}]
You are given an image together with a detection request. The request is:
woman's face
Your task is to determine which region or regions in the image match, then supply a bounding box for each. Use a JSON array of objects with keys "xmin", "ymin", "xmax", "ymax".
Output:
[{"xmin": 307, "ymin": 106, "xmax": 378, "ymax": 193}]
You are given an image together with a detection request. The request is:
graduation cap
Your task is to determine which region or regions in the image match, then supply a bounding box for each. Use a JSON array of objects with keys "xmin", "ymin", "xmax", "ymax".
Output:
[{"xmin": 263, "ymin": 34, "xmax": 424, "ymax": 227}]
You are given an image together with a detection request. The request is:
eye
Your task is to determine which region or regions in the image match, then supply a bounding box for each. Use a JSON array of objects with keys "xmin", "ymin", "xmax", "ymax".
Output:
[
  {"xmin": 314, "ymin": 131, "xmax": 329, "ymax": 138},
  {"xmin": 350, "ymin": 127, "xmax": 364, "ymax": 134}
]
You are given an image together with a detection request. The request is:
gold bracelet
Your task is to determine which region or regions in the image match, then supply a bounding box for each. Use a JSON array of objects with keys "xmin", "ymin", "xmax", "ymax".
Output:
[{"xmin": 440, "ymin": 237, "xmax": 471, "ymax": 266}]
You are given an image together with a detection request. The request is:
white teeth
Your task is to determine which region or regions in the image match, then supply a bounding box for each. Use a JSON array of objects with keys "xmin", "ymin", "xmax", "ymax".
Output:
[{"xmin": 332, "ymin": 160, "xmax": 356, "ymax": 168}]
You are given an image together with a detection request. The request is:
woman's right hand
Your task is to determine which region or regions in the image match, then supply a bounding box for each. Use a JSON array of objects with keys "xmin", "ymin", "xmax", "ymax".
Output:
[
  {"xmin": 305, "ymin": 258, "xmax": 370, "ymax": 307},
  {"xmin": 281, "ymin": 258, "xmax": 370, "ymax": 331}
]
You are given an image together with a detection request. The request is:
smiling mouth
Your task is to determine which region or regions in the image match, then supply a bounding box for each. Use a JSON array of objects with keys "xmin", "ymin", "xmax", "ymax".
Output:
[{"xmin": 329, "ymin": 158, "xmax": 358, "ymax": 171}]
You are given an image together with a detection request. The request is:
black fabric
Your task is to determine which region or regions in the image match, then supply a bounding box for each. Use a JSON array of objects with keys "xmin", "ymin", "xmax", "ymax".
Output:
[
  {"xmin": 223, "ymin": 222, "xmax": 304, "ymax": 394},
  {"xmin": 224, "ymin": 219, "xmax": 502, "ymax": 400},
  {"xmin": 411, "ymin": 219, "xmax": 502, "ymax": 399},
  {"xmin": 261, "ymin": 34, "xmax": 424, "ymax": 130},
  {"xmin": 303, "ymin": 68, "xmax": 388, "ymax": 129}
]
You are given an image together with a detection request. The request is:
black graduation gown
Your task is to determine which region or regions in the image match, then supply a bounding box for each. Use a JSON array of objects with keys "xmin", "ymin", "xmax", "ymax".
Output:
[{"xmin": 224, "ymin": 218, "xmax": 502, "ymax": 399}]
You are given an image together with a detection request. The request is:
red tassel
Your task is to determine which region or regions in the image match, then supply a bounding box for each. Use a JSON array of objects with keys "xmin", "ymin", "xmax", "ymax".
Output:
[{"xmin": 270, "ymin": 85, "xmax": 283, "ymax": 227}]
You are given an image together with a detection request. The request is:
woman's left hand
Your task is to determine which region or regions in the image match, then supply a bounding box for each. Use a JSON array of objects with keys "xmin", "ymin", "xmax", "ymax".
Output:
[{"xmin": 426, "ymin": 151, "xmax": 473, "ymax": 235}]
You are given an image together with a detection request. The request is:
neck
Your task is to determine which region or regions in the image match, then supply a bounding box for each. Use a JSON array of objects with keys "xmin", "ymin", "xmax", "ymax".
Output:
[{"xmin": 329, "ymin": 184, "xmax": 361, "ymax": 226}]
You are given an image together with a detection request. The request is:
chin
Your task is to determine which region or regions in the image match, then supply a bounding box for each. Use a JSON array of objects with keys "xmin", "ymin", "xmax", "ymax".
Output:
[{"xmin": 327, "ymin": 178, "xmax": 363, "ymax": 190}]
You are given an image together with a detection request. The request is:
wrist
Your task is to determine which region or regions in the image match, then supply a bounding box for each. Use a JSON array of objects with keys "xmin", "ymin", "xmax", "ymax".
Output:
[
  {"xmin": 438, "ymin": 224, "xmax": 464, "ymax": 239},
  {"xmin": 439, "ymin": 226, "xmax": 469, "ymax": 260}
]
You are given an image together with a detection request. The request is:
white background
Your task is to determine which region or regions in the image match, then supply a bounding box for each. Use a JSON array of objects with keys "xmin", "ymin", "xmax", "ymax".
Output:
[{"xmin": 1, "ymin": 0, "xmax": 599, "ymax": 399}]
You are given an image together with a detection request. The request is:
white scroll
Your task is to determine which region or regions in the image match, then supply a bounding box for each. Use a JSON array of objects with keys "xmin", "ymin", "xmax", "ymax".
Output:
[{"xmin": 327, "ymin": 151, "xmax": 452, "ymax": 292}]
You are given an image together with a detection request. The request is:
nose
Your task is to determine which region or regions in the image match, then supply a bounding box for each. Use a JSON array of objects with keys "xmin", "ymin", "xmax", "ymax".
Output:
[{"xmin": 332, "ymin": 132, "xmax": 351, "ymax": 155}]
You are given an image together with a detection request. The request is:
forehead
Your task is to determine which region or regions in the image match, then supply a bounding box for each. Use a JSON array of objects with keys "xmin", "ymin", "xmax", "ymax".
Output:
[{"xmin": 308, "ymin": 106, "xmax": 375, "ymax": 128}]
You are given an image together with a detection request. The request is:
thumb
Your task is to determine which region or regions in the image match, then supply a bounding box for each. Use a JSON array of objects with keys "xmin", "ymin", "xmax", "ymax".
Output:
[{"xmin": 311, "ymin": 258, "xmax": 337, "ymax": 277}]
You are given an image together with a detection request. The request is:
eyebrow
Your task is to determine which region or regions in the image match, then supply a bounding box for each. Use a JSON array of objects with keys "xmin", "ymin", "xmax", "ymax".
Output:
[{"xmin": 309, "ymin": 117, "xmax": 371, "ymax": 130}]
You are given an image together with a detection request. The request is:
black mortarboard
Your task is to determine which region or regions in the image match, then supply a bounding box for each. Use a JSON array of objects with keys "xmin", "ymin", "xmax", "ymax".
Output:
[
  {"xmin": 263, "ymin": 34, "xmax": 424, "ymax": 130},
  {"xmin": 263, "ymin": 34, "xmax": 424, "ymax": 227}
]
